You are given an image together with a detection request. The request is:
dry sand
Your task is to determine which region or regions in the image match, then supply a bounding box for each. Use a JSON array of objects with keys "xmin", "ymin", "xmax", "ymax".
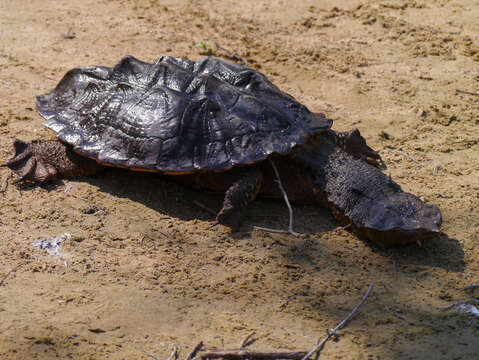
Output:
[{"xmin": 0, "ymin": 0, "xmax": 478, "ymax": 359}]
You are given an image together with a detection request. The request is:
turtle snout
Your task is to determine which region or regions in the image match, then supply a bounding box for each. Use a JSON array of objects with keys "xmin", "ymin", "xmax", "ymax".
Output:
[{"xmin": 366, "ymin": 192, "xmax": 442, "ymax": 235}]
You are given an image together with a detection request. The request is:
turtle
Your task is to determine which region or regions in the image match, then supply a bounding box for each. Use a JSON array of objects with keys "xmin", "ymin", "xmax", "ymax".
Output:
[{"xmin": 2, "ymin": 55, "xmax": 442, "ymax": 248}]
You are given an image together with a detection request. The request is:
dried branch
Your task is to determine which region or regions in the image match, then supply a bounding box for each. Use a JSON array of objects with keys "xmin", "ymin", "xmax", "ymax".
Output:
[
  {"xmin": 193, "ymin": 200, "xmax": 217, "ymax": 216},
  {"xmin": 185, "ymin": 341, "xmax": 203, "ymax": 360},
  {"xmin": 62, "ymin": 28, "xmax": 76, "ymax": 39},
  {"xmin": 214, "ymin": 42, "xmax": 248, "ymax": 66},
  {"xmin": 301, "ymin": 283, "xmax": 374, "ymax": 360},
  {"xmin": 456, "ymin": 89, "xmax": 479, "ymax": 96},
  {"xmin": 0, "ymin": 264, "xmax": 21, "ymax": 287},
  {"xmin": 0, "ymin": 173, "xmax": 9, "ymax": 194},
  {"xmin": 240, "ymin": 331, "xmax": 256, "ymax": 348},
  {"xmin": 440, "ymin": 298, "xmax": 479, "ymax": 310},
  {"xmin": 199, "ymin": 349, "xmax": 307, "ymax": 360},
  {"xmin": 141, "ymin": 284, "xmax": 373, "ymax": 360},
  {"xmin": 141, "ymin": 347, "xmax": 161, "ymax": 360},
  {"xmin": 464, "ymin": 284, "xmax": 479, "ymax": 291},
  {"xmin": 389, "ymin": 149, "xmax": 420, "ymax": 164},
  {"xmin": 254, "ymin": 160, "xmax": 301, "ymax": 237},
  {"xmin": 168, "ymin": 345, "xmax": 179, "ymax": 360}
]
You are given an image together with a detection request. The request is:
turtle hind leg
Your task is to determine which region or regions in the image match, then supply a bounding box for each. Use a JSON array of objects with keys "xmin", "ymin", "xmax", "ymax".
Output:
[
  {"xmin": 216, "ymin": 167, "xmax": 263, "ymax": 231},
  {"xmin": 2, "ymin": 139, "xmax": 102, "ymax": 184},
  {"xmin": 325, "ymin": 128, "xmax": 383, "ymax": 167},
  {"xmin": 2, "ymin": 139, "xmax": 58, "ymax": 184}
]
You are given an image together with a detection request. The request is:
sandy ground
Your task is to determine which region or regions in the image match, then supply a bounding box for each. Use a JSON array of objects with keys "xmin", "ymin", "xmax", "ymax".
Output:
[{"xmin": 1, "ymin": 0, "xmax": 479, "ymax": 359}]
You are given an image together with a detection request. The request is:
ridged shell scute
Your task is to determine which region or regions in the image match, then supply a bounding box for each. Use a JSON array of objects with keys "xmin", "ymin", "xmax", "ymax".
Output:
[{"xmin": 36, "ymin": 56, "xmax": 332, "ymax": 173}]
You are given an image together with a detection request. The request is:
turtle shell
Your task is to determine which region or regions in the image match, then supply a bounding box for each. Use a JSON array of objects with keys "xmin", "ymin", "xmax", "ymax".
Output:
[{"xmin": 35, "ymin": 56, "xmax": 332, "ymax": 174}]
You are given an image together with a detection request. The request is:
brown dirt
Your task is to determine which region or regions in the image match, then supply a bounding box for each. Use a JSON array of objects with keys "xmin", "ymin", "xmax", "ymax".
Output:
[{"xmin": 1, "ymin": 0, "xmax": 478, "ymax": 359}]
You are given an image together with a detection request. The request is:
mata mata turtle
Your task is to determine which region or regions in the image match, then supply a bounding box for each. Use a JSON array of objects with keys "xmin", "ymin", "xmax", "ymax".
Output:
[{"xmin": 2, "ymin": 56, "xmax": 442, "ymax": 248}]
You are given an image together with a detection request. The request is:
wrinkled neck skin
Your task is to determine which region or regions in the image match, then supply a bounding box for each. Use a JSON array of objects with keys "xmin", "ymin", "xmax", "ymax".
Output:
[{"xmin": 278, "ymin": 136, "xmax": 442, "ymax": 247}]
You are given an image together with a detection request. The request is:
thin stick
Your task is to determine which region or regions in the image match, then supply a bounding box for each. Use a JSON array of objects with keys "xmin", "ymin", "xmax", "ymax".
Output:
[
  {"xmin": 62, "ymin": 28, "xmax": 76, "ymax": 39},
  {"xmin": 214, "ymin": 42, "xmax": 248, "ymax": 66},
  {"xmin": 464, "ymin": 284, "xmax": 479, "ymax": 291},
  {"xmin": 340, "ymin": 223, "xmax": 352, "ymax": 230},
  {"xmin": 199, "ymin": 349, "xmax": 307, "ymax": 360},
  {"xmin": 253, "ymin": 226, "xmax": 295, "ymax": 236},
  {"xmin": 389, "ymin": 149, "xmax": 420, "ymax": 164},
  {"xmin": 440, "ymin": 298, "xmax": 479, "ymax": 310},
  {"xmin": 185, "ymin": 341, "xmax": 203, "ymax": 360},
  {"xmin": 0, "ymin": 265, "xmax": 21, "ymax": 287},
  {"xmin": 168, "ymin": 345, "xmax": 179, "ymax": 360},
  {"xmin": 193, "ymin": 200, "xmax": 217, "ymax": 216},
  {"xmin": 254, "ymin": 160, "xmax": 301, "ymax": 237},
  {"xmin": 456, "ymin": 89, "xmax": 479, "ymax": 96},
  {"xmin": 0, "ymin": 173, "xmax": 9, "ymax": 194},
  {"xmin": 301, "ymin": 283, "xmax": 374, "ymax": 360},
  {"xmin": 280, "ymin": 295, "xmax": 296, "ymax": 309},
  {"xmin": 141, "ymin": 347, "xmax": 161, "ymax": 360},
  {"xmin": 240, "ymin": 331, "xmax": 256, "ymax": 348}
]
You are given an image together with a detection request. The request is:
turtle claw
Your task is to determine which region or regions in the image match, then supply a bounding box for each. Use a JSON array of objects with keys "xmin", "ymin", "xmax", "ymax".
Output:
[
  {"xmin": 12, "ymin": 157, "xmax": 37, "ymax": 183},
  {"xmin": 1, "ymin": 139, "xmax": 32, "ymax": 168}
]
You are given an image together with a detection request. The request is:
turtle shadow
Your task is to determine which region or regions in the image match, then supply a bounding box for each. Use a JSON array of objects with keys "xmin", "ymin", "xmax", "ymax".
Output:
[
  {"xmin": 279, "ymin": 229, "xmax": 465, "ymax": 273},
  {"xmin": 372, "ymin": 233, "xmax": 465, "ymax": 273},
  {"xmin": 82, "ymin": 167, "xmax": 339, "ymax": 235}
]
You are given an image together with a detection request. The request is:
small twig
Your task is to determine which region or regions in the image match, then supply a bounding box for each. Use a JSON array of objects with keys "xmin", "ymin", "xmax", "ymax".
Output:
[
  {"xmin": 340, "ymin": 223, "xmax": 352, "ymax": 230},
  {"xmin": 62, "ymin": 28, "xmax": 76, "ymax": 39},
  {"xmin": 280, "ymin": 295, "xmax": 296, "ymax": 309},
  {"xmin": 254, "ymin": 226, "xmax": 295, "ymax": 236},
  {"xmin": 456, "ymin": 89, "xmax": 479, "ymax": 96},
  {"xmin": 192, "ymin": 200, "xmax": 217, "ymax": 216},
  {"xmin": 392, "ymin": 259, "xmax": 398, "ymax": 279},
  {"xmin": 440, "ymin": 298, "xmax": 479, "ymax": 311},
  {"xmin": 240, "ymin": 331, "xmax": 256, "ymax": 349},
  {"xmin": 254, "ymin": 160, "xmax": 301, "ymax": 237},
  {"xmin": 464, "ymin": 284, "xmax": 479, "ymax": 291},
  {"xmin": 301, "ymin": 284, "xmax": 374, "ymax": 360},
  {"xmin": 0, "ymin": 264, "xmax": 21, "ymax": 287},
  {"xmin": 0, "ymin": 173, "xmax": 9, "ymax": 194},
  {"xmin": 64, "ymin": 183, "xmax": 73, "ymax": 194},
  {"xmin": 168, "ymin": 345, "xmax": 179, "ymax": 360},
  {"xmin": 215, "ymin": 42, "xmax": 248, "ymax": 66},
  {"xmin": 185, "ymin": 341, "xmax": 203, "ymax": 360},
  {"xmin": 141, "ymin": 347, "xmax": 161, "ymax": 360},
  {"xmin": 199, "ymin": 350, "xmax": 307, "ymax": 360},
  {"xmin": 389, "ymin": 149, "xmax": 420, "ymax": 164}
]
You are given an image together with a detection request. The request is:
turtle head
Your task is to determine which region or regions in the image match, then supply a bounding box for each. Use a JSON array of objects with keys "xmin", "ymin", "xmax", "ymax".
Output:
[{"xmin": 359, "ymin": 192, "xmax": 442, "ymax": 247}]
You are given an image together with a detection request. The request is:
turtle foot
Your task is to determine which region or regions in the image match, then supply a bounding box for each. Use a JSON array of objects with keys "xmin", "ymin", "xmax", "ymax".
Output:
[
  {"xmin": 216, "ymin": 168, "xmax": 263, "ymax": 231},
  {"xmin": 2, "ymin": 139, "xmax": 58, "ymax": 184},
  {"xmin": 327, "ymin": 129, "xmax": 383, "ymax": 167}
]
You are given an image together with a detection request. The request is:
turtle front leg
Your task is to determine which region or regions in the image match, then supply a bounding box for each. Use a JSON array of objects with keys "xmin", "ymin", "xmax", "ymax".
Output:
[
  {"xmin": 2, "ymin": 139, "xmax": 103, "ymax": 184},
  {"xmin": 216, "ymin": 167, "xmax": 263, "ymax": 231}
]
